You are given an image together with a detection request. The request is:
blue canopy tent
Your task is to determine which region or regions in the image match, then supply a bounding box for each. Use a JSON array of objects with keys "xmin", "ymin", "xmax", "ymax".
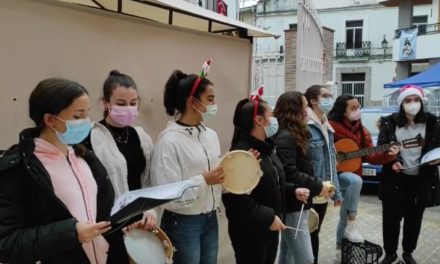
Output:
[{"xmin": 384, "ymin": 62, "xmax": 440, "ymax": 88}]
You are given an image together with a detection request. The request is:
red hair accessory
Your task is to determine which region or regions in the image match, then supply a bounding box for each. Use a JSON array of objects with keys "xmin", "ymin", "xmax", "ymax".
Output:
[
  {"xmin": 190, "ymin": 58, "xmax": 213, "ymax": 97},
  {"xmin": 250, "ymin": 85, "xmax": 264, "ymax": 118}
]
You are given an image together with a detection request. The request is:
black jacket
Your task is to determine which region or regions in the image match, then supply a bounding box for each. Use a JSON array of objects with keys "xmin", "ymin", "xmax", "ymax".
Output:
[
  {"xmin": 223, "ymin": 132, "xmax": 288, "ymax": 238},
  {"xmin": 0, "ymin": 128, "xmax": 115, "ymax": 264},
  {"xmin": 273, "ymin": 128, "xmax": 323, "ymax": 212},
  {"xmin": 378, "ymin": 113, "xmax": 440, "ymax": 207}
]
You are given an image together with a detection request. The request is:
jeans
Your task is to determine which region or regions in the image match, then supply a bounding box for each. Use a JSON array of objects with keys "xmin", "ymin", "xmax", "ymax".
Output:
[
  {"xmin": 161, "ymin": 210, "xmax": 218, "ymax": 264},
  {"xmin": 336, "ymin": 172, "xmax": 363, "ymax": 246},
  {"xmin": 279, "ymin": 210, "xmax": 314, "ymax": 264}
]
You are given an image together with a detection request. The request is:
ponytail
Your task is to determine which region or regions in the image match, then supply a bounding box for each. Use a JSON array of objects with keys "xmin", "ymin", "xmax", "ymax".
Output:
[
  {"xmin": 230, "ymin": 98, "xmax": 267, "ymax": 149},
  {"xmin": 163, "ymin": 70, "xmax": 213, "ymax": 116}
]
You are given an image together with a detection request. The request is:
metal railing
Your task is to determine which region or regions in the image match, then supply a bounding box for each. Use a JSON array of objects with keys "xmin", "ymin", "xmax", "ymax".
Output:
[
  {"xmin": 395, "ymin": 23, "xmax": 440, "ymax": 38},
  {"xmin": 336, "ymin": 41, "xmax": 371, "ymax": 59}
]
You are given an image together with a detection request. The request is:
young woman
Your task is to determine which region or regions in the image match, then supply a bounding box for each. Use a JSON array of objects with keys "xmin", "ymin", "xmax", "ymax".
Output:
[
  {"xmin": 150, "ymin": 69, "xmax": 224, "ymax": 264},
  {"xmin": 377, "ymin": 85, "xmax": 440, "ymax": 264},
  {"xmin": 0, "ymin": 78, "xmax": 114, "ymax": 263},
  {"xmin": 82, "ymin": 70, "xmax": 156, "ymax": 263},
  {"xmin": 273, "ymin": 91, "xmax": 327, "ymax": 264},
  {"xmin": 222, "ymin": 95, "xmax": 291, "ymax": 264},
  {"xmin": 328, "ymin": 95, "xmax": 399, "ymax": 263},
  {"xmin": 304, "ymin": 85, "xmax": 343, "ymax": 264}
]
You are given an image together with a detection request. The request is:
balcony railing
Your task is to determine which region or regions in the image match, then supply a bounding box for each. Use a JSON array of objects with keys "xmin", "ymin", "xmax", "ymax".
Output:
[
  {"xmin": 336, "ymin": 41, "xmax": 371, "ymax": 59},
  {"xmin": 395, "ymin": 23, "xmax": 440, "ymax": 38}
]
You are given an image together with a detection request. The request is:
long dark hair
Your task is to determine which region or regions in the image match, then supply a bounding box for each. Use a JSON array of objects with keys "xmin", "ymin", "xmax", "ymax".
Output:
[
  {"xmin": 395, "ymin": 100, "xmax": 428, "ymax": 127},
  {"xmin": 231, "ymin": 98, "xmax": 267, "ymax": 149},
  {"xmin": 328, "ymin": 94, "xmax": 366, "ymax": 147},
  {"xmin": 304, "ymin": 85, "xmax": 323, "ymax": 108},
  {"xmin": 29, "ymin": 78, "xmax": 88, "ymax": 155},
  {"xmin": 328, "ymin": 94, "xmax": 355, "ymax": 122},
  {"xmin": 102, "ymin": 70, "xmax": 138, "ymax": 117},
  {"xmin": 164, "ymin": 70, "xmax": 213, "ymax": 116},
  {"xmin": 273, "ymin": 91, "xmax": 308, "ymax": 154}
]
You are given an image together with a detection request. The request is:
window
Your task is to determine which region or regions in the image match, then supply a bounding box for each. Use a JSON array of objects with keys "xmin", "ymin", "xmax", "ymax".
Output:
[
  {"xmin": 341, "ymin": 73, "xmax": 366, "ymax": 107},
  {"xmin": 412, "ymin": 15, "xmax": 428, "ymax": 35},
  {"xmin": 346, "ymin": 20, "xmax": 363, "ymax": 49}
]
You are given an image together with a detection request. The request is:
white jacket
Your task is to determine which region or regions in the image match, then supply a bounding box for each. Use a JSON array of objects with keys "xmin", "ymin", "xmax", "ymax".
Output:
[
  {"xmin": 90, "ymin": 122, "xmax": 154, "ymax": 200},
  {"xmin": 151, "ymin": 121, "xmax": 222, "ymax": 215}
]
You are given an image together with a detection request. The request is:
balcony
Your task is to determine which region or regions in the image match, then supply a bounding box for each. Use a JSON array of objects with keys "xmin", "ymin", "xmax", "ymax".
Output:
[
  {"xmin": 395, "ymin": 23, "xmax": 440, "ymax": 38},
  {"xmin": 336, "ymin": 41, "xmax": 371, "ymax": 61},
  {"xmin": 392, "ymin": 23, "xmax": 440, "ymax": 61}
]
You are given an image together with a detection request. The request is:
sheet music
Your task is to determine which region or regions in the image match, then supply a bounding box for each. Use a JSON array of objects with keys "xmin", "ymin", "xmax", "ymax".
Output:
[
  {"xmin": 111, "ymin": 180, "xmax": 200, "ymax": 215},
  {"xmin": 421, "ymin": 147, "xmax": 440, "ymax": 164}
]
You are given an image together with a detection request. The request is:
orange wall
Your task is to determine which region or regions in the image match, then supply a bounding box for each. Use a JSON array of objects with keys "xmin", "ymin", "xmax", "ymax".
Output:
[{"xmin": 0, "ymin": 0, "xmax": 252, "ymax": 151}]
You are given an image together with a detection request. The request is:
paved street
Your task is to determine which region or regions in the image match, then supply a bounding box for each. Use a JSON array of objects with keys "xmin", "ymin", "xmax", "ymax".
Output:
[{"xmin": 317, "ymin": 189, "xmax": 440, "ymax": 264}]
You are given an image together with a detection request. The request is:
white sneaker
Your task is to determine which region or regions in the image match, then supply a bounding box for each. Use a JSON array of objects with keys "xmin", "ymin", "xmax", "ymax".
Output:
[
  {"xmin": 344, "ymin": 221, "xmax": 364, "ymax": 243},
  {"xmin": 333, "ymin": 249, "xmax": 341, "ymax": 264}
]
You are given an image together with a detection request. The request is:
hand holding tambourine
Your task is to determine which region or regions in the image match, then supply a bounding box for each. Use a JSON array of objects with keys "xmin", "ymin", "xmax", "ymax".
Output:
[
  {"xmin": 219, "ymin": 150, "xmax": 263, "ymax": 194},
  {"xmin": 319, "ymin": 181, "xmax": 336, "ymax": 199}
]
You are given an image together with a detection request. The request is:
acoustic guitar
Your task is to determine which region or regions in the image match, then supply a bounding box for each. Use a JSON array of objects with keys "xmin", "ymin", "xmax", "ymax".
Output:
[{"xmin": 335, "ymin": 134, "xmax": 424, "ymax": 172}]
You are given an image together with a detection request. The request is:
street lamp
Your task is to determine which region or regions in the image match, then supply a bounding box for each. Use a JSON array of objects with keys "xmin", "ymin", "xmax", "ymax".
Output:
[{"xmin": 381, "ymin": 35, "xmax": 388, "ymax": 58}]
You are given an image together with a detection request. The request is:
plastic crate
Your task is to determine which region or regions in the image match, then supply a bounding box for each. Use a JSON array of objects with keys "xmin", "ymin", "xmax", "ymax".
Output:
[{"xmin": 341, "ymin": 239, "xmax": 383, "ymax": 264}]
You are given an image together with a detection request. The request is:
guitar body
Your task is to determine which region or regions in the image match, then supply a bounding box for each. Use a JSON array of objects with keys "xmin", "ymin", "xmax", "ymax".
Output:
[
  {"xmin": 335, "ymin": 138, "xmax": 362, "ymax": 172},
  {"xmin": 334, "ymin": 134, "xmax": 423, "ymax": 173}
]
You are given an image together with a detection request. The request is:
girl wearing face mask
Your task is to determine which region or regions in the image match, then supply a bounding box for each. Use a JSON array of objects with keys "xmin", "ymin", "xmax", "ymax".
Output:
[
  {"xmin": 150, "ymin": 68, "xmax": 224, "ymax": 264},
  {"xmin": 0, "ymin": 78, "xmax": 115, "ymax": 263},
  {"xmin": 328, "ymin": 95, "xmax": 399, "ymax": 263},
  {"xmin": 222, "ymin": 92, "xmax": 290, "ymax": 264},
  {"xmin": 376, "ymin": 85, "xmax": 440, "ymax": 264},
  {"xmin": 304, "ymin": 85, "xmax": 343, "ymax": 264},
  {"xmin": 273, "ymin": 91, "xmax": 329, "ymax": 264},
  {"xmin": 82, "ymin": 70, "xmax": 155, "ymax": 264}
]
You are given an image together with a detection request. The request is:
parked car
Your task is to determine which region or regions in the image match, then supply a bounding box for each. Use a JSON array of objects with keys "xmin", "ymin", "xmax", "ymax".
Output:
[{"xmin": 360, "ymin": 106, "xmax": 398, "ymax": 186}]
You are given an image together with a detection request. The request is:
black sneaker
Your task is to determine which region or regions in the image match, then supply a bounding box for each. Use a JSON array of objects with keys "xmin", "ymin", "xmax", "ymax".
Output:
[
  {"xmin": 380, "ymin": 254, "xmax": 401, "ymax": 264},
  {"xmin": 402, "ymin": 253, "xmax": 417, "ymax": 264}
]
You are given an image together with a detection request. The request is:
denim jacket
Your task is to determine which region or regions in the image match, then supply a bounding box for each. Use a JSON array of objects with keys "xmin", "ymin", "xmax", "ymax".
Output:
[{"xmin": 307, "ymin": 111, "xmax": 343, "ymax": 202}]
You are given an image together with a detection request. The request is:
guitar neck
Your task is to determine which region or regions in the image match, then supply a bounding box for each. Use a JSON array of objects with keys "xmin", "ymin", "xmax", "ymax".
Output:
[{"xmin": 343, "ymin": 142, "xmax": 399, "ymax": 161}]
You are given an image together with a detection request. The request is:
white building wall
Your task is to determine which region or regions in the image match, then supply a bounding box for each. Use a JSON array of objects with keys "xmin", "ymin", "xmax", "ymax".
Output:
[
  {"xmin": 241, "ymin": 0, "xmax": 436, "ymax": 102},
  {"xmin": 184, "ymin": 0, "xmax": 239, "ymax": 19},
  {"xmin": 254, "ymin": 15, "xmax": 296, "ymax": 54}
]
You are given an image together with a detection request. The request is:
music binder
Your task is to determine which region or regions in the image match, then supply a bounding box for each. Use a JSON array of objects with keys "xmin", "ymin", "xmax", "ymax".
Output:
[{"xmin": 109, "ymin": 180, "xmax": 200, "ymax": 225}]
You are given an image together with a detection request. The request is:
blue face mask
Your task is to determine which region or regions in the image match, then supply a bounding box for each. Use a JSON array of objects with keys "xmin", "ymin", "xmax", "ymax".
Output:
[
  {"xmin": 319, "ymin": 97, "xmax": 334, "ymax": 114},
  {"xmin": 53, "ymin": 117, "xmax": 92, "ymax": 145},
  {"xmin": 264, "ymin": 117, "xmax": 279, "ymax": 138}
]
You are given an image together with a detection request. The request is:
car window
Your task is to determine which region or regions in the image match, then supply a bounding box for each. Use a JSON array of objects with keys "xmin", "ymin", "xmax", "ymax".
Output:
[{"xmin": 361, "ymin": 112, "xmax": 381, "ymax": 136}]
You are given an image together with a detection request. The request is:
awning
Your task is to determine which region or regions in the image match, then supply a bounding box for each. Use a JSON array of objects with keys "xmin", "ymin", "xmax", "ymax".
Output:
[
  {"xmin": 378, "ymin": 0, "xmax": 432, "ymax": 7},
  {"xmin": 58, "ymin": 0, "xmax": 275, "ymax": 38},
  {"xmin": 384, "ymin": 62, "xmax": 440, "ymax": 88}
]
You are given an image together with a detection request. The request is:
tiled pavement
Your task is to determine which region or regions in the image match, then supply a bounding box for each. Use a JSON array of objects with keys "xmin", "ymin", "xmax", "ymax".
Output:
[
  {"xmin": 217, "ymin": 189, "xmax": 440, "ymax": 264},
  {"xmin": 317, "ymin": 193, "xmax": 440, "ymax": 264}
]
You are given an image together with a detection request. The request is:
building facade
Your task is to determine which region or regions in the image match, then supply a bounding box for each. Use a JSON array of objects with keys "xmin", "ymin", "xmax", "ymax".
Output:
[
  {"xmin": 185, "ymin": 0, "xmax": 240, "ymax": 19},
  {"xmin": 240, "ymin": 0, "xmax": 434, "ymax": 106}
]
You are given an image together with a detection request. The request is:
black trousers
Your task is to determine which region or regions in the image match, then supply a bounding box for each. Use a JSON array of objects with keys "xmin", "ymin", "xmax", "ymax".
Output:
[
  {"xmin": 229, "ymin": 227, "xmax": 279, "ymax": 264},
  {"xmin": 106, "ymin": 230, "xmax": 130, "ymax": 264},
  {"xmin": 311, "ymin": 202, "xmax": 328, "ymax": 264},
  {"xmin": 382, "ymin": 176, "xmax": 426, "ymax": 255}
]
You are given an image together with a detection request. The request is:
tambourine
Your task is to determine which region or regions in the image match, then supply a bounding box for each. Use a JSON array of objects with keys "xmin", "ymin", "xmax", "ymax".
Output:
[
  {"xmin": 308, "ymin": 208, "xmax": 320, "ymax": 233},
  {"xmin": 219, "ymin": 150, "xmax": 263, "ymax": 194},
  {"xmin": 124, "ymin": 228, "xmax": 174, "ymax": 264}
]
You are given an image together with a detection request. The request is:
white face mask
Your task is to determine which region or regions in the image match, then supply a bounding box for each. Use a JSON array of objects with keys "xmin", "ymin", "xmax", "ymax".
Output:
[{"xmin": 403, "ymin": 101, "xmax": 421, "ymax": 116}]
